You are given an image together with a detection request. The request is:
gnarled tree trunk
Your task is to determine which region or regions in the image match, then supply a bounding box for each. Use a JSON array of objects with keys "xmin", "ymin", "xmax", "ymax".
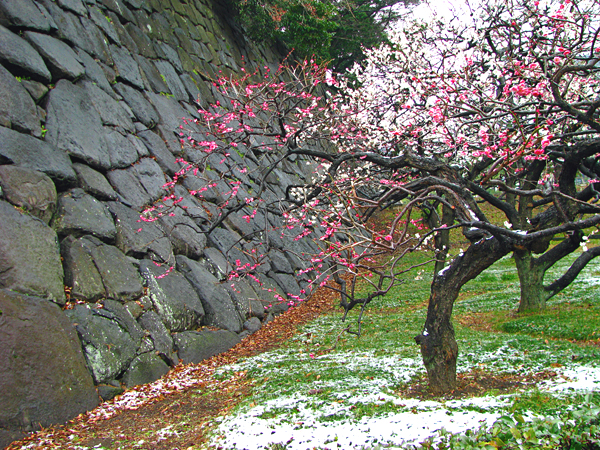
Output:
[
  {"xmin": 415, "ymin": 237, "xmax": 510, "ymax": 394},
  {"xmin": 515, "ymin": 249, "xmax": 549, "ymax": 312},
  {"xmin": 417, "ymin": 284, "xmax": 460, "ymax": 394},
  {"xmin": 515, "ymin": 232, "xmax": 585, "ymax": 313}
]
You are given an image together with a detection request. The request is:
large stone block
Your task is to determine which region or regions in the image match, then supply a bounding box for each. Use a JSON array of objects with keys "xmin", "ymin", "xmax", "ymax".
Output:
[
  {"xmin": 0, "ymin": 0, "xmax": 56, "ymax": 31},
  {"xmin": 79, "ymin": 15, "xmax": 113, "ymax": 62},
  {"xmin": 136, "ymin": 54, "xmax": 170, "ymax": 93},
  {"xmin": 158, "ymin": 205, "xmax": 207, "ymax": 259},
  {"xmin": 113, "ymin": 82, "xmax": 159, "ymax": 129},
  {"xmin": 62, "ymin": 235, "xmax": 144, "ymax": 302},
  {"xmin": 267, "ymin": 271, "xmax": 302, "ymax": 298},
  {"xmin": 140, "ymin": 259, "xmax": 205, "ymax": 332},
  {"xmin": 82, "ymin": 81, "xmax": 135, "ymax": 133},
  {"xmin": 64, "ymin": 303, "xmax": 138, "ymax": 383},
  {"xmin": 0, "ymin": 166, "xmax": 57, "ymax": 224},
  {"xmin": 0, "ymin": 25, "xmax": 50, "ymax": 82},
  {"xmin": 102, "ymin": 299, "xmax": 145, "ymax": 348},
  {"xmin": 170, "ymin": 184, "xmax": 210, "ymax": 224},
  {"xmin": 73, "ymin": 163, "xmax": 118, "ymax": 201},
  {"xmin": 0, "ymin": 126, "xmax": 76, "ymax": 187},
  {"xmin": 179, "ymin": 72, "xmax": 202, "ymax": 102},
  {"xmin": 148, "ymin": 12, "xmax": 178, "ymax": 46},
  {"xmin": 223, "ymin": 206, "xmax": 264, "ymax": 238},
  {"xmin": 257, "ymin": 276, "xmax": 287, "ymax": 304},
  {"xmin": 104, "ymin": 129, "xmax": 140, "ymax": 169},
  {"xmin": 106, "ymin": 10, "xmax": 138, "ymax": 54},
  {"xmin": 172, "ymin": 329, "xmax": 240, "ymax": 364},
  {"xmin": 77, "ymin": 48, "xmax": 114, "ymax": 96},
  {"xmin": 153, "ymin": 59, "xmax": 188, "ymax": 101},
  {"xmin": 56, "ymin": 0, "xmax": 88, "ymax": 16},
  {"xmin": 23, "ymin": 31, "xmax": 85, "ymax": 81},
  {"xmin": 0, "ymin": 290, "xmax": 98, "ymax": 449},
  {"xmin": 106, "ymin": 201, "xmax": 173, "ymax": 261},
  {"xmin": 225, "ymin": 277, "xmax": 265, "ymax": 320},
  {"xmin": 45, "ymin": 80, "xmax": 111, "ymax": 170},
  {"xmin": 121, "ymin": 353, "xmax": 170, "ymax": 388},
  {"xmin": 154, "ymin": 42, "xmax": 183, "ymax": 73},
  {"xmin": 268, "ymin": 249, "xmax": 294, "ymax": 274},
  {"xmin": 202, "ymin": 247, "xmax": 229, "ymax": 281},
  {"xmin": 19, "ymin": 78, "xmax": 48, "ymax": 103},
  {"xmin": 0, "ymin": 200, "xmax": 65, "ymax": 303},
  {"xmin": 100, "ymin": 0, "xmax": 136, "ymax": 23},
  {"xmin": 137, "ymin": 310, "xmax": 177, "ymax": 364},
  {"xmin": 107, "ymin": 165, "xmax": 154, "ymax": 209},
  {"xmin": 137, "ymin": 129, "xmax": 180, "ymax": 175},
  {"xmin": 132, "ymin": 157, "xmax": 168, "ymax": 201},
  {"xmin": 243, "ymin": 317, "xmax": 261, "ymax": 333},
  {"xmin": 207, "ymin": 226, "xmax": 252, "ymax": 267},
  {"xmin": 128, "ymin": 134, "xmax": 150, "ymax": 158},
  {"xmin": 90, "ymin": 243, "xmax": 144, "ymax": 301},
  {"xmin": 110, "ymin": 44, "xmax": 144, "ymax": 89},
  {"xmin": 45, "ymin": 5, "xmax": 110, "ymax": 63},
  {"xmin": 0, "ymin": 63, "xmax": 41, "ymax": 136},
  {"xmin": 61, "ymin": 236, "xmax": 105, "ymax": 302},
  {"xmin": 132, "ymin": 8, "xmax": 153, "ymax": 30},
  {"xmin": 146, "ymin": 91, "xmax": 193, "ymax": 131},
  {"xmin": 124, "ymin": 22, "xmax": 157, "ymax": 58},
  {"xmin": 156, "ymin": 123, "xmax": 185, "ymax": 155},
  {"xmin": 88, "ymin": 5, "xmax": 121, "ymax": 45},
  {"xmin": 53, "ymin": 188, "xmax": 116, "ymax": 240},
  {"xmin": 176, "ymin": 255, "xmax": 243, "ymax": 332}
]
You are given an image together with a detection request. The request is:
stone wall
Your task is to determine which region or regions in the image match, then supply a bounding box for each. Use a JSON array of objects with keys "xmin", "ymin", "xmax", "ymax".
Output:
[{"xmin": 0, "ymin": 0, "xmax": 317, "ymax": 446}]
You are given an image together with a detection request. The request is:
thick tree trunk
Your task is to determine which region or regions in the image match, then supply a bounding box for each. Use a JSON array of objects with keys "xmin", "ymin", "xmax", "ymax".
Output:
[
  {"xmin": 515, "ymin": 250, "xmax": 548, "ymax": 312},
  {"xmin": 415, "ymin": 237, "xmax": 510, "ymax": 394},
  {"xmin": 417, "ymin": 285, "xmax": 459, "ymax": 394},
  {"xmin": 433, "ymin": 202, "xmax": 454, "ymax": 274},
  {"xmin": 515, "ymin": 233, "xmax": 584, "ymax": 312}
]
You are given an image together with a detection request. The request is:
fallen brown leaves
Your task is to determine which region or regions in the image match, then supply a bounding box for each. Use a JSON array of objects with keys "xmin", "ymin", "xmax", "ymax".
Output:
[
  {"xmin": 6, "ymin": 285, "xmax": 339, "ymax": 450},
  {"xmin": 456, "ymin": 311, "xmax": 510, "ymax": 333},
  {"xmin": 457, "ymin": 311, "xmax": 600, "ymax": 348},
  {"xmin": 399, "ymin": 369, "xmax": 560, "ymax": 401}
]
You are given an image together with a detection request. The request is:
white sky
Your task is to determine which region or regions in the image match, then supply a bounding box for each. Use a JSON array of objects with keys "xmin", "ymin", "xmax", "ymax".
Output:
[{"xmin": 391, "ymin": 0, "xmax": 481, "ymax": 28}]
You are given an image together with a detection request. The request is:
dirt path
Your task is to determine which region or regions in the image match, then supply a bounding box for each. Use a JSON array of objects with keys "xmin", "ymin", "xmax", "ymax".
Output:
[{"xmin": 7, "ymin": 288, "xmax": 339, "ymax": 450}]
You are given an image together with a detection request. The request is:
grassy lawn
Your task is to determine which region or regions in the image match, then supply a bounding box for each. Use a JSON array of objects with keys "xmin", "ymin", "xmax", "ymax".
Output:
[{"xmin": 207, "ymin": 250, "xmax": 600, "ymax": 449}]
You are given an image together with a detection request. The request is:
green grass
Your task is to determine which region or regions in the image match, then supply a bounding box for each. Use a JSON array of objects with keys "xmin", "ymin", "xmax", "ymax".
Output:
[
  {"xmin": 501, "ymin": 306, "xmax": 600, "ymax": 341},
  {"xmin": 209, "ymin": 246, "xmax": 600, "ymax": 449},
  {"xmin": 507, "ymin": 389, "xmax": 588, "ymax": 415},
  {"xmin": 416, "ymin": 398, "xmax": 600, "ymax": 449}
]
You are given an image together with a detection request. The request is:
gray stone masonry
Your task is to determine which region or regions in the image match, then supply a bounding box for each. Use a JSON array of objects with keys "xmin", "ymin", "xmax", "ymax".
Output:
[{"xmin": 0, "ymin": 0, "xmax": 321, "ymax": 446}]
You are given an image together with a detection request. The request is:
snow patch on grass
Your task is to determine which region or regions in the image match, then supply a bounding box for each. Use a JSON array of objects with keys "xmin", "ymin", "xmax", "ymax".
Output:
[
  {"xmin": 574, "ymin": 275, "xmax": 600, "ymax": 287},
  {"xmin": 543, "ymin": 365, "xmax": 600, "ymax": 392},
  {"xmin": 212, "ymin": 398, "xmax": 502, "ymax": 450},
  {"xmin": 211, "ymin": 348, "xmax": 600, "ymax": 449},
  {"xmin": 211, "ymin": 393, "xmax": 507, "ymax": 450}
]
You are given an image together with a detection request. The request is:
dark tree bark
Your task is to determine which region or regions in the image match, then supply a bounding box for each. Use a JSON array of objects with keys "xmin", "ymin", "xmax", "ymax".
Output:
[
  {"xmin": 515, "ymin": 249, "xmax": 548, "ymax": 312},
  {"xmin": 545, "ymin": 245, "xmax": 600, "ymax": 296},
  {"xmin": 514, "ymin": 232, "xmax": 581, "ymax": 311},
  {"xmin": 415, "ymin": 236, "xmax": 510, "ymax": 393},
  {"xmin": 423, "ymin": 199, "xmax": 454, "ymax": 274},
  {"xmin": 435, "ymin": 202, "xmax": 455, "ymax": 274},
  {"xmin": 516, "ymin": 238, "xmax": 600, "ymax": 312}
]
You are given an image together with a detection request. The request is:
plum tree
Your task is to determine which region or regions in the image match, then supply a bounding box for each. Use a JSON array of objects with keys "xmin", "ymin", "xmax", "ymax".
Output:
[{"xmin": 146, "ymin": 0, "xmax": 600, "ymax": 393}]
